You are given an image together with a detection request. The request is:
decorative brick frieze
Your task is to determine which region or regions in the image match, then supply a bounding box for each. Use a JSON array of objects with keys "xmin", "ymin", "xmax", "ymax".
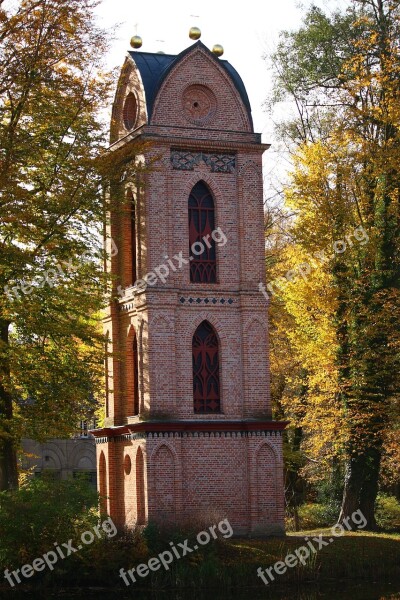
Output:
[
  {"xmin": 171, "ymin": 149, "xmax": 236, "ymax": 173},
  {"xmin": 95, "ymin": 429, "xmax": 284, "ymax": 444},
  {"xmin": 179, "ymin": 296, "xmax": 234, "ymax": 305}
]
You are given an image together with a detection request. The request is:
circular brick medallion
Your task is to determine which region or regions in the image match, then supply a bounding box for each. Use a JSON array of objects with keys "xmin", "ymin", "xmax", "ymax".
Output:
[{"xmin": 182, "ymin": 85, "xmax": 216, "ymax": 125}]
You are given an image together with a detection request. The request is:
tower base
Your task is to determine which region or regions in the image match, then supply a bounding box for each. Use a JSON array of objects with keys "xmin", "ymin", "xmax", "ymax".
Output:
[{"xmin": 92, "ymin": 420, "xmax": 286, "ymax": 535}]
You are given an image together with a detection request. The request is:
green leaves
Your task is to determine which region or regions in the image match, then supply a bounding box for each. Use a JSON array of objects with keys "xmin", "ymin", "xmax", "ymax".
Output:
[
  {"xmin": 0, "ymin": 475, "xmax": 99, "ymax": 568},
  {"xmin": 0, "ymin": 0, "xmax": 118, "ymax": 484},
  {"xmin": 268, "ymin": 0, "xmax": 400, "ymax": 521}
]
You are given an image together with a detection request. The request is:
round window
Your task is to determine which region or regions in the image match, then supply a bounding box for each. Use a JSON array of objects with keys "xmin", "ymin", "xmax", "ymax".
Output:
[
  {"xmin": 182, "ymin": 85, "xmax": 216, "ymax": 124},
  {"xmin": 123, "ymin": 93, "xmax": 137, "ymax": 130}
]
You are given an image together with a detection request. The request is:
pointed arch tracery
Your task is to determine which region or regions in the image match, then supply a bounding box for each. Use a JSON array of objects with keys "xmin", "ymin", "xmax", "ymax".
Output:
[
  {"xmin": 192, "ymin": 320, "xmax": 220, "ymax": 413},
  {"xmin": 188, "ymin": 181, "xmax": 217, "ymax": 283}
]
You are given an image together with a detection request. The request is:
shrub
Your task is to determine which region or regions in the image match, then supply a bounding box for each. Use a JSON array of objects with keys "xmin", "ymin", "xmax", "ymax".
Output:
[
  {"xmin": 0, "ymin": 474, "xmax": 99, "ymax": 570},
  {"xmin": 376, "ymin": 495, "xmax": 400, "ymax": 531},
  {"xmin": 76, "ymin": 525, "xmax": 149, "ymax": 586},
  {"xmin": 286, "ymin": 502, "xmax": 339, "ymax": 531}
]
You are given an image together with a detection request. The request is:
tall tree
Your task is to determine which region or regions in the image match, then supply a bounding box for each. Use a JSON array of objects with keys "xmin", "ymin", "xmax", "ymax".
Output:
[
  {"xmin": 0, "ymin": 0, "xmax": 114, "ymax": 490},
  {"xmin": 270, "ymin": 0, "xmax": 400, "ymax": 528}
]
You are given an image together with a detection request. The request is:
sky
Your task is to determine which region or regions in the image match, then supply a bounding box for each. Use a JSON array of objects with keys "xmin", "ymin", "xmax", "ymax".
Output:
[
  {"xmin": 94, "ymin": 0, "xmax": 346, "ymax": 196},
  {"xmin": 2, "ymin": 0, "xmax": 347, "ymax": 195}
]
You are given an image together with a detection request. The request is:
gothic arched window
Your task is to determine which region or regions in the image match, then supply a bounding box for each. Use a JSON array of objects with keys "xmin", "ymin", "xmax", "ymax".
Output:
[
  {"xmin": 127, "ymin": 326, "xmax": 139, "ymax": 416},
  {"xmin": 129, "ymin": 191, "xmax": 137, "ymax": 284},
  {"xmin": 188, "ymin": 182, "xmax": 217, "ymax": 283},
  {"xmin": 132, "ymin": 331, "xmax": 139, "ymax": 416},
  {"xmin": 136, "ymin": 447, "xmax": 146, "ymax": 525},
  {"xmin": 192, "ymin": 320, "xmax": 220, "ymax": 413},
  {"xmin": 99, "ymin": 452, "xmax": 107, "ymax": 515}
]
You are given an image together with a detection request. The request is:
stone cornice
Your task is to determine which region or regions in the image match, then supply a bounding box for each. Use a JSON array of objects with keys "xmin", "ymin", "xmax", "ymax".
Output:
[
  {"xmin": 109, "ymin": 124, "xmax": 269, "ymax": 154},
  {"xmin": 90, "ymin": 420, "xmax": 288, "ymax": 443}
]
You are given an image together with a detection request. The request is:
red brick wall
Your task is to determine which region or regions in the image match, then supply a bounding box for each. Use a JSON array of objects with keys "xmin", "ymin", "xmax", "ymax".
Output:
[
  {"xmin": 151, "ymin": 49, "xmax": 251, "ymax": 132},
  {"xmin": 96, "ymin": 432, "xmax": 284, "ymax": 535},
  {"xmin": 96, "ymin": 42, "xmax": 285, "ymax": 535}
]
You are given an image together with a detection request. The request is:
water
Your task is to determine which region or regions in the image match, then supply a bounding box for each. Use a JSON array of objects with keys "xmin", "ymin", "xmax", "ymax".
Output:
[{"xmin": 1, "ymin": 582, "xmax": 399, "ymax": 600}]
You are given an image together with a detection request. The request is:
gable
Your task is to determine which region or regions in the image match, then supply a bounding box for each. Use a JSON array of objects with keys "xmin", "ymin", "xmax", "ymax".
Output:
[
  {"xmin": 110, "ymin": 57, "xmax": 148, "ymax": 143},
  {"xmin": 151, "ymin": 43, "xmax": 253, "ymax": 132}
]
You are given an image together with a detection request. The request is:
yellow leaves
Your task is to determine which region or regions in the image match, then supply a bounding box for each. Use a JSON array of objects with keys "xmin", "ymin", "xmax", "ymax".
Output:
[
  {"xmin": 270, "ymin": 0, "xmax": 400, "ymax": 495},
  {"xmin": 381, "ymin": 423, "xmax": 400, "ymax": 486},
  {"xmin": 268, "ymin": 224, "xmax": 344, "ymax": 469},
  {"xmin": 288, "ymin": 141, "xmax": 332, "ymax": 197}
]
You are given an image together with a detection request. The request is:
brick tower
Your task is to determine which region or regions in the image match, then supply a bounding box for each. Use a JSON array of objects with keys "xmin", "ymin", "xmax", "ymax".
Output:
[{"xmin": 92, "ymin": 39, "xmax": 286, "ymax": 535}]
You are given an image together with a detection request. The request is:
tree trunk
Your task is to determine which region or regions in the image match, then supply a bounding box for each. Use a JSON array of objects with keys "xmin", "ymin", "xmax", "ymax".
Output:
[
  {"xmin": 283, "ymin": 425, "xmax": 305, "ymax": 532},
  {"xmin": 0, "ymin": 319, "xmax": 18, "ymax": 490},
  {"xmin": 0, "ymin": 439, "xmax": 18, "ymax": 490},
  {"xmin": 338, "ymin": 447, "xmax": 381, "ymax": 529},
  {"xmin": 293, "ymin": 507, "xmax": 300, "ymax": 532}
]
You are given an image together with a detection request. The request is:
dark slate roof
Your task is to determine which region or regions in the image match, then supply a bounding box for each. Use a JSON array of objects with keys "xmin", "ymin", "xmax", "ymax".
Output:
[{"xmin": 128, "ymin": 40, "xmax": 253, "ymax": 128}]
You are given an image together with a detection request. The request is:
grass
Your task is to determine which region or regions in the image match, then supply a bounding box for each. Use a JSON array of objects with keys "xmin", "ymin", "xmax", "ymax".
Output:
[
  {"xmin": 220, "ymin": 529, "xmax": 400, "ymax": 587},
  {"xmin": 1, "ymin": 526, "xmax": 399, "ymax": 594},
  {"xmin": 62, "ymin": 528, "xmax": 400, "ymax": 591}
]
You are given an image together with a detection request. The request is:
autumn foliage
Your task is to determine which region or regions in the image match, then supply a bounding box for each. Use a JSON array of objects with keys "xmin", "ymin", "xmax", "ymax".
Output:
[
  {"xmin": 0, "ymin": 0, "xmax": 115, "ymax": 489},
  {"xmin": 268, "ymin": 0, "xmax": 400, "ymax": 527}
]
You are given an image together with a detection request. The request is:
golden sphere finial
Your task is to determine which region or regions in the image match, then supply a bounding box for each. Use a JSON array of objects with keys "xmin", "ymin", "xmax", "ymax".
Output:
[
  {"xmin": 212, "ymin": 44, "xmax": 224, "ymax": 57},
  {"xmin": 189, "ymin": 26, "xmax": 201, "ymax": 40},
  {"xmin": 130, "ymin": 35, "xmax": 143, "ymax": 49}
]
